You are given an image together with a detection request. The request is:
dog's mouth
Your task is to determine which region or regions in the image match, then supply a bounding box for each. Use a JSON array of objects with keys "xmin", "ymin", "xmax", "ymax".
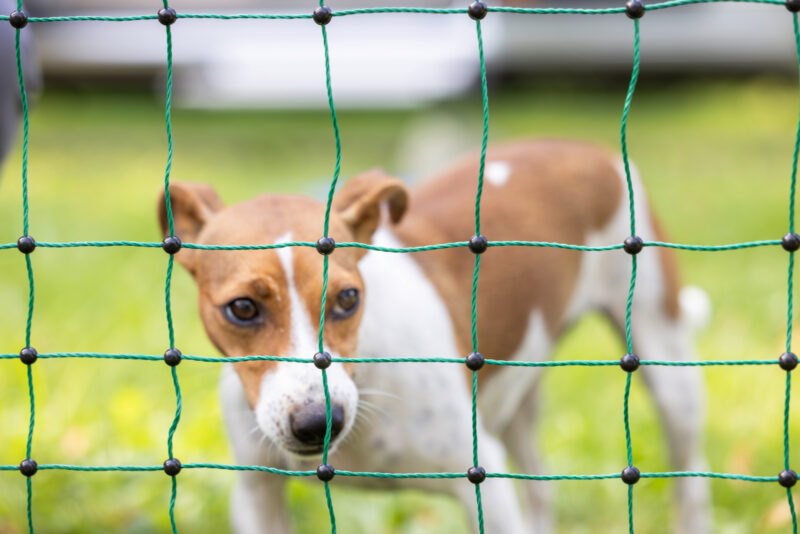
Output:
[
  {"xmin": 286, "ymin": 445, "xmax": 325, "ymax": 457},
  {"xmin": 282, "ymin": 440, "xmax": 342, "ymax": 458}
]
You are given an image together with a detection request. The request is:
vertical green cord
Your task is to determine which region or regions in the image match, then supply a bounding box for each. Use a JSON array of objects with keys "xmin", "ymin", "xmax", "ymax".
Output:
[
  {"xmin": 470, "ymin": 256, "xmax": 482, "ymax": 354},
  {"xmin": 786, "ymin": 12, "xmax": 800, "ymax": 534},
  {"xmin": 623, "ymin": 373, "xmax": 633, "ymax": 467},
  {"xmin": 24, "ymin": 256, "xmax": 35, "ymax": 489},
  {"xmin": 620, "ymin": 20, "xmax": 641, "ymax": 238},
  {"xmin": 323, "ymin": 482, "xmax": 336, "ymax": 534},
  {"xmin": 786, "ymin": 368, "xmax": 794, "ymax": 471},
  {"xmin": 318, "ymin": 256, "xmax": 330, "ymax": 354},
  {"xmin": 790, "ymin": 13, "xmax": 800, "ymax": 235},
  {"xmin": 169, "ymin": 476, "xmax": 178, "ymax": 534},
  {"xmin": 469, "ymin": 17, "xmax": 490, "ymax": 534},
  {"xmin": 320, "ymin": 25, "xmax": 343, "ymax": 239},
  {"xmin": 161, "ymin": 23, "xmax": 181, "ymax": 534},
  {"xmin": 319, "ymin": 14, "xmax": 339, "ymax": 534},
  {"xmin": 15, "ymin": 0, "xmax": 35, "ymax": 531},
  {"xmin": 318, "ymin": 256, "xmax": 334, "ymax": 468},
  {"xmin": 474, "ymin": 19, "xmax": 489, "ymax": 236},
  {"xmin": 624, "ymin": 257, "xmax": 638, "ymax": 355},
  {"xmin": 25, "ymin": 363, "xmax": 34, "ymax": 534},
  {"xmin": 15, "ymin": 7, "xmax": 29, "ymax": 236},
  {"xmin": 627, "ymin": 485, "xmax": 634, "ymax": 533},
  {"xmin": 162, "ymin": 25, "xmax": 175, "ymax": 238},
  {"xmin": 25, "ymin": 477, "xmax": 32, "ymax": 534},
  {"xmin": 470, "ymin": 256, "xmax": 483, "ymax": 534},
  {"xmin": 620, "ymin": 18, "xmax": 641, "ymax": 534},
  {"xmin": 168, "ymin": 365, "xmax": 182, "ymax": 534},
  {"xmin": 166, "ymin": 255, "xmax": 176, "ymax": 349}
]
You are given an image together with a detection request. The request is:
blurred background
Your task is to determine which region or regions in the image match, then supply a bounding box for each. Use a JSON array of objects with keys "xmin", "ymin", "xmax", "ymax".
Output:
[{"xmin": 2, "ymin": 1, "xmax": 800, "ymax": 533}]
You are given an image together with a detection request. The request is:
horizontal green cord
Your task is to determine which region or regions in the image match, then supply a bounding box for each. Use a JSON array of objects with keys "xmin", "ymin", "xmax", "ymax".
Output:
[
  {"xmin": 0, "ymin": 239, "xmax": 785, "ymax": 253},
  {"xmin": 0, "ymin": 463, "xmax": 781, "ymax": 483},
  {"xmin": 0, "ymin": 352, "xmax": 783, "ymax": 366},
  {"xmin": 13, "ymin": 0, "xmax": 788, "ymax": 24}
]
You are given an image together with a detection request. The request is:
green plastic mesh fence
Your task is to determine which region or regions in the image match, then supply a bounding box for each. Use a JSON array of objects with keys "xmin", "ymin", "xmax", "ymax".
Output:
[{"xmin": 3, "ymin": 1, "xmax": 800, "ymax": 533}]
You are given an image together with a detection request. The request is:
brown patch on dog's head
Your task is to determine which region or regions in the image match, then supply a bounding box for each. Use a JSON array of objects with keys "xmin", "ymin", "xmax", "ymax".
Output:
[{"xmin": 157, "ymin": 174, "xmax": 408, "ymax": 414}]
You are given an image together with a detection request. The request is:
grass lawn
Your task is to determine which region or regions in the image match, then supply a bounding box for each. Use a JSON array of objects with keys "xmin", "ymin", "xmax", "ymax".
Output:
[{"xmin": 2, "ymin": 76, "xmax": 800, "ymax": 533}]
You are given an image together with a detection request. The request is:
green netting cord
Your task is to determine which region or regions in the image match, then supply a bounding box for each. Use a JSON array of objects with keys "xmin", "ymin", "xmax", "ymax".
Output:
[{"xmin": 7, "ymin": 2, "xmax": 800, "ymax": 533}]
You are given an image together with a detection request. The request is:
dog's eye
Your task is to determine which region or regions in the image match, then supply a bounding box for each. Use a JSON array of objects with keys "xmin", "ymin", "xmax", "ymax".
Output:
[
  {"xmin": 224, "ymin": 298, "xmax": 260, "ymax": 325},
  {"xmin": 331, "ymin": 288, "xmax": 359, "ymax": 319}
]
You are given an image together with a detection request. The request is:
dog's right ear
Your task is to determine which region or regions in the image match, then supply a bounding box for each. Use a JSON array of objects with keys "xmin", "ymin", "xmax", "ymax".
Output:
[
  {"xmin": 157, "ymin": 182, "xmax": 224, "ymax": 272},
  {"xmin": 334, "ymin": 169, "xmax": 409, "ymax": 246}
]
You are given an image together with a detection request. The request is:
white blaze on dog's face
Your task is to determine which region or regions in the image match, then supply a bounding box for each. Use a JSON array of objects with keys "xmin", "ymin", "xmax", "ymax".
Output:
[{"xmin": 157, "ymin": 172, "xmax": 408, "ymax": 457}]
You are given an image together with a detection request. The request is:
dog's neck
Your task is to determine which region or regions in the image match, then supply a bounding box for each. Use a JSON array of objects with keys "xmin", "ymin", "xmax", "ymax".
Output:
[{"xmin": 356, "ymin": 226, "xmax": 461, "ymax": 359}]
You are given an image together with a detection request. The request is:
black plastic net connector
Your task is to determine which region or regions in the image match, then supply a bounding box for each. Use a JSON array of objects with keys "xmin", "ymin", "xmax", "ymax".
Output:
[
  {"xmin": 780, "ymin": 352, "xmax": 798, "ymax": 371},
  {"xmin": 621, "ymin": 466, "xmax": 640, "ymax": 485},
  {"xmin": 317, "ymin": 464, "xmax": 335, "ymax": 481},
  {"xmin": 783, "ymin": 233, "xmax": 800, "ymax": 252},
  {"xmin": 787, "ymin": 0, "xmax": 800, "ymax": 12},
  {"xmin": 9, "ymin": 10, "xmax": 27, "ymax": 29},
  {"xmin": 468, "ymin": 1, "xmax": 488, "ymax": 20},
  {"xmin": 316, "ymin": 236, "xmax": 336, "ymax": 255},
  {"xmin": 467, "ymin": 466, "xmax": 486, "ymax": 484},
  {"xmin": 469, "ymin": 235, "xmax": 488, "ymax": 254},
  {"xmin": 313, "ymin": 351, "xmax": 332, "ymax": 370},
  {"xmin": 164, "ymin": 348, "xmax": 182, "ymax": 367},
  {"xmin": 19, "ymin": 459, "xmax": 37, "ymax": 477},
  {"xmin": 623, "ymin": 236, "xmax": 644, "ymax": 255},
  {"xmin": 625, "ymin": 0, "xmax": 645, "ymax": 19},
  {"xmin": 158, "ymin": 7, "xmax": 177, "ymax": 26},
  {"xmin": 313, "ymin": 6, "xmax": 333, "ymax": 25},
  {"xmin": 465, "ymin": 351, "xmax": 485, "ymax": 371},
  {"xmin": 17, "ymin": 235, "xmax": 35, "ymax": 254},
  {"xmin": 20, "ymin": 347, "xmax": 37, "ymax": 365},
  {"xmin": 162, "ymin": 236, "xmax": 182, "ymax": 254},
  {"xmin": 780, "ymin": 469, "xmax": 798, "ymax": 488},
  {"xmin": 620, "ymin": 353, "xmax": 640, "ymax": 372},
  {"xmin": 164, "ymin": 458, "xmax": 182, "ymax": 476}
]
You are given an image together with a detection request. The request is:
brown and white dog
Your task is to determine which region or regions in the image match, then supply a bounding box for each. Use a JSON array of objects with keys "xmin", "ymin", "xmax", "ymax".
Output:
[{"xmin": 158, "ymin": 139, "xmax": 709, "ymax": 534}]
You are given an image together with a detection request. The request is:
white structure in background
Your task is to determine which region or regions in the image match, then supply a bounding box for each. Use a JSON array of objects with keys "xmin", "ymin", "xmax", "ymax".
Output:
[
  {"xmin": 25, "ymin": 0, "xmax": 800, "ymax": 109},
  {"xmin": 30, "ymin": 0, "xmax": 500, "ymax": 108}
]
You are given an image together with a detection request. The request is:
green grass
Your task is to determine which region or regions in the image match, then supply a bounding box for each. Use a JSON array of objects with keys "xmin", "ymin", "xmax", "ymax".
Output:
[{"xmin": 1, "ymin": 77, "xmax": 800, "ymax": 533}]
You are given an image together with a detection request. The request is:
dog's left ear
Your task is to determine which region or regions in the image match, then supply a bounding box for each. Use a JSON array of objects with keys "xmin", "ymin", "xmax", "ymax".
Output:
[
  {"xmin": 157, "ymin": 182, "xmax": 225, "ymax": 273},
  {"xmin": 335, "ymin": 169, "xmax": 409, "ymax": 245}
]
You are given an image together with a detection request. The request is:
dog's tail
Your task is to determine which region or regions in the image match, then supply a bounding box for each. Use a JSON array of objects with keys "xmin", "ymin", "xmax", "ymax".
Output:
[{"xmin": 679, "ymin": 285, "xmax": 712, "ymax": 333}]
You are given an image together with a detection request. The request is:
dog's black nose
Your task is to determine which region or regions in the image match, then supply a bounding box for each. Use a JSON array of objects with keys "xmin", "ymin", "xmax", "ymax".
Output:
[{"xmin": 290, "ymin": 403, "xmax": 344, "ymax": 447}]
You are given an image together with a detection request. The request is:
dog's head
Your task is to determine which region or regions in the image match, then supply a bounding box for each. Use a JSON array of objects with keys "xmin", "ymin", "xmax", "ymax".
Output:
[{"xmin": 157, "ymin": 171, "xmax": 408, "ymax": 457}]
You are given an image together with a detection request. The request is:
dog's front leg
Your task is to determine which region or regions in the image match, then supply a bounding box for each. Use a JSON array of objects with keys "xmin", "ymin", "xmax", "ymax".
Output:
[
  {"xmin": 221, "ymin": 365, "xmax": 293, "ymax": 534},
  {"xmin": 455, "ymin": 432, "xmax": 527, "ymax": 534},
  {"xmin": 231, "ymin": 471, "xmax": 291, "ymax": 534}
]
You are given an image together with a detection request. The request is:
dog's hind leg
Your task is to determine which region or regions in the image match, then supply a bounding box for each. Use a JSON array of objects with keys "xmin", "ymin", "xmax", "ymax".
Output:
[
  {"xmin": 597, "ymin": 162, "xmax": 711, "ymax": 533},
  {"xmin": 500, "ymin": 384, "xmax": 553, "ymax": 534},
  {"xmin": 629, "ymin": 304, "xmax": 711, "ymax": 534},
  {"xmin": 603, "ymin": 250, "xmax": 710, "ymax": 532}
]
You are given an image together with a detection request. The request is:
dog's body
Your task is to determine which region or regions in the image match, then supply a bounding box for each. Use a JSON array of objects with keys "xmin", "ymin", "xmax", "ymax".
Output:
[{"xmin": 160, "ymin": 139, "xmax": 709, "ymax": 533}]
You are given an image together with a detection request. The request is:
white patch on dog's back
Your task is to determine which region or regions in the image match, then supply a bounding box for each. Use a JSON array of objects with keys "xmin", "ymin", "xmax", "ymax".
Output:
[
  {"xmin": 350, "ymin": 226, "xmax": 477, "ymax": 473},
  {"xmin": 485, "ymin": 161, "xmax": 511, "ymax": 187},
  {"xmin": 357, "ymin": 227, "xmax": 462, "ymax": 358}
]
